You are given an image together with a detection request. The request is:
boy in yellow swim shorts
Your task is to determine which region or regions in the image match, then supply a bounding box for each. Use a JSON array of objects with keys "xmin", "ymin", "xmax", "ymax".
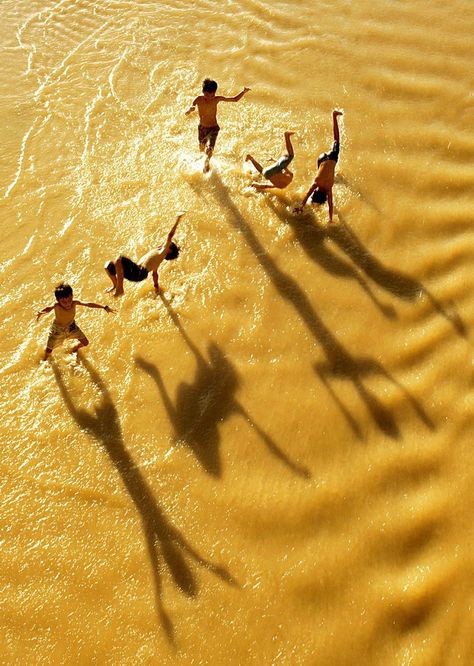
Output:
[{"xmin": 36, "ymin": 282, "xmax": 115, "ymax": 360}]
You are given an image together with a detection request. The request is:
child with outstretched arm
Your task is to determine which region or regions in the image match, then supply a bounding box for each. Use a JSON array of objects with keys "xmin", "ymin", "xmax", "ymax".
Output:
[
  {"xmin": 36, "ymin": 282, "xmax": 115, "ymax": 360},
  {"xmin": 104, "ymin": 212, "xmax": 185, "ymax": 296},
  {"xmin": 185, "ymin": 78, "xmax": 251, "ymax": 172}
]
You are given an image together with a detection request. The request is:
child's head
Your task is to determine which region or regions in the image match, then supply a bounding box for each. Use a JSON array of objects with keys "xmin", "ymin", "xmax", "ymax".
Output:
[
  {"xmin": 202, "ymin": 78, "xmax": 218, "ymax": 96},
  {"xmin": 311, "ymin": 188, "xmax": 327, "ymax": 205},
  {"xmin": 55, "ymin": 282, "xmax": 73, "ymax": 301},
  {"xmin": 55, "ymin": 283, "xmax": 74, "ymax": 308},
  {"xmin": 165, "ymin": 242, "xmax": 180, "ymax": 261}
]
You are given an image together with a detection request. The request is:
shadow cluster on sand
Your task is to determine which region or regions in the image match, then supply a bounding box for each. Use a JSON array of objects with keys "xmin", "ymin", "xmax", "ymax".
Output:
[
  {"xmin": 52, "ymin": 358, "xmax": 237, "ymax": 645},
  {"xmin": 330, "ymin": 211, "xmax": 466, "ymax": 337},
  {"xmin": 203, "ymin": 173, "xmax": 435, "ymax": 440},
  {"xmin": 267, "ymin": 193, "xmax": 466, "ymax": 337},
  {"xmin": 267, "ymin": 184, "xmax": 466, "ymax": 337},
  {"xmin": 135, "ymin": 294, "xmax": 310, "ymax": 478},
  {"xmin": 265, "ymin": 197, "xmax": 397, "ymax": 319}
]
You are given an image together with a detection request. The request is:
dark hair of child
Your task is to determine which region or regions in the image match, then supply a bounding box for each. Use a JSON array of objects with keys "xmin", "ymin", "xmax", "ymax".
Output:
[
  {"xmin": 202, "ymin": 78, "xmax": 218, "ymax": 94},
  {"xmin": 311, "ymin": 189, "xmax": 327, "ymax": 205},
  {"xmin": 165, "ymin": 242, "xmax": 180, "ymax": 260},
  {"xmin": 55, "ymin": 282, "xmax": 73, "ymax": 300}
]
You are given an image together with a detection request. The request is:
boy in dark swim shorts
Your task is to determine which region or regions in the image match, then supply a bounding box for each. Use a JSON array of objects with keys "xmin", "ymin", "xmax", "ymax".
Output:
[
  {"xmin": 295, "ymin": 110, "xmax": 343, "ymax": 222},
  {"xmin": 185, "ymin": 78, "xmax": 251, "ymax": 172},
  {"xmin": 198, "ymin": 124, "xmax": 220, "ymax": 157},
  {"xmin": 245, "ymin": 131, "xmax": 295, "ymax": 190},
  {"xmin": 104, "ymin": 212, "xmax": 184, "ymax": 296},
  {"xmin": 36, "ymin": 282, "xmax": 115, "ymax": 360}
]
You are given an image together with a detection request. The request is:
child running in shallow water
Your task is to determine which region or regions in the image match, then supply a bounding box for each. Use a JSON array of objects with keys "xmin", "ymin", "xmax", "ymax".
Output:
[
  {"xmin": 185, "ymin": 78, "xmax": 251, "ymax": 172},
  {"xmin": 245, "ymin": 131, "xmax": 295, "ymax": 191},
  {"xmin": 36, "ymin": 283, "xmax": 115, "ymax": 360}
]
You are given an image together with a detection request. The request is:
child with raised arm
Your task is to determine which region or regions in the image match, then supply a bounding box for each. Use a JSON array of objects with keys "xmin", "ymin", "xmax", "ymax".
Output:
[
  {"xmin": 36, "ymin": 283, "xmax": 115, "ymax": 360},
  {"xmin": 295, "ymin": 110, "xmax": 343, "ymax": 222},
  {"xmin": 104, "ymin": 212, "xmax": 185, "ymax": 297},
  {"xmin": 185, "ymin": 78, "xmax": 251, "ymax": 172}
]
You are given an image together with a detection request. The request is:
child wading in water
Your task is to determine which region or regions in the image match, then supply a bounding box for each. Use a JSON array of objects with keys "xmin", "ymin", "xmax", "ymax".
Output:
[
  {"xmin": 185, "ymin": 78, "xmax": 251, "ymax": 172},
  {"xmin": 36, "ymin": 283, "xmax": 114, "ymax": 360}
]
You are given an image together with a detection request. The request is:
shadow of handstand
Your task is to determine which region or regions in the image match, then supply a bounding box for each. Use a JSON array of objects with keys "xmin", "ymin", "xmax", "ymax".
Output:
[
  {"xmin": 135, "ymin": 295, "xmax": 310, "ymax": 479},
  {"xmin": 265, "ymin": 196, "xmax": 397, "ymax": 319},
  {"xmin": 52, "ymin": 357, "xmax": 237, "ymax": 645},
  {"xmin": 330, "ymin": 211, "xmax": 466, "ymax": 337},
  {"xmin": 260, "ymin": 187, "xmax": 465, "ymax": 337},
  {"xmin": 204, "ymin": 173, "xmax": 434, "ymax": 440}
]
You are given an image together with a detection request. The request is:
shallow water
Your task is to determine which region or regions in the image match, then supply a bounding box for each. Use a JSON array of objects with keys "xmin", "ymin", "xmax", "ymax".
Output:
[{"xmin": 1, "ymin": 0, "xmax": 474, "ymax": 663}]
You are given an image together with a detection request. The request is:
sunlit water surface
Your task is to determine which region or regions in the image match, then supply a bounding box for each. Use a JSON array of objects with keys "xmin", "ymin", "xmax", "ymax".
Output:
[{"xmin": 1, "ymin": 0, "xmax": 474, "ymax": 663}]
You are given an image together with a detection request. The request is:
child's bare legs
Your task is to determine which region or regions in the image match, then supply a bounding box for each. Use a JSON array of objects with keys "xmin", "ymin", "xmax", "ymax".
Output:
[
  {"xmin": 104, "ymin": 262, "xmax": 117, "ymax": 293},
  {"xmin": 332, "ymin": 110, "xmax": 343, "ymax": 142},
  {"xmin": 245, "ymin": 154, "xmax": 264, "ymax": 174},
  {"xmin": 106, "ymin": 257, "xmax": 125, "ymax": 296},
  {"xmin": 284, "ymin": 131, "xmax": 295, "ymax": 158},
  {"xmin": 203, "ymin": 143, "xmax": 215, "ymax": 173},
  {"xmin": 71, "ymin": 337, "xmax": 89, "ymax": 354},
  {"xmin": 203, "ymin": 129, "xmax": 220, "ymax": 173}
]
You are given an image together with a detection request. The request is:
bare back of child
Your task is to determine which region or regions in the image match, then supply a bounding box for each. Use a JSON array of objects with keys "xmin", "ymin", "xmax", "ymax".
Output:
[{"xmin": 185, "ymin": 78, "xmax": 251, "ymax": 172}]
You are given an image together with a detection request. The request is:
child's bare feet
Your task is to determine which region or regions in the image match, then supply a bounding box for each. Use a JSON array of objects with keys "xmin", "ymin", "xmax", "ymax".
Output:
[
  {"xmin": 333, "ymin": 110, "xmax": 343, "ymax": 116},
  {"xmin": 284, "ymin": 131, "xmax": 295, "ymax": 137},
  {"xmin": 113, "ymin": 289, "xmax": 124, "ymax": 297},
  {"xmin": 203, "ymin": 156, "xmax": 210, "ymax": 173}
]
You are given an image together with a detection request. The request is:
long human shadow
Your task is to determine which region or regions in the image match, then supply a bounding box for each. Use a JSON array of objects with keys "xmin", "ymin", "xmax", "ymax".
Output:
[
  {"xmin": 329, "ymin": 211, "xmax": 466, "ymax": 337},
  {"xmin": 265, "ymin": 196, "xmax": 397, "ymax": 319},
  {"xmin": 205, "ymin": 173, "xmax": 434, "ymax": 439},
  {"xmin": 52, "ymin": 357, "xmax": 236, "ymax": 645},
  {"xmin": 136, "ymin": 296, "xmax": 310, "ymax": 478}
]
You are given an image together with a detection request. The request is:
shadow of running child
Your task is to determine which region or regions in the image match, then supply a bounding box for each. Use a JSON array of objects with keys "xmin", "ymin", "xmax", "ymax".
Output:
[{"xmin": 52, "ymin": 357, "xmax": 237, "ymax": 646}]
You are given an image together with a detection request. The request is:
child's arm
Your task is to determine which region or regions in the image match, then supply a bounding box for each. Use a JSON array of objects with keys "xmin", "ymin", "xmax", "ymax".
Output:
[
  {"xmin": 153, "ymin": 212, "xmax": 185, "ymax": 292},
  {"xmin": 75, "ymin": 300, "xmax": 115, "ymax": 313},
  {"xmin": 327, "ymin": 189, "xmax": 334, "ymax": 222},
  {"xmin": 219, "ymin": 87, "xmax": 251, "ymax": 103},
  {"xmin": 294, "ymin": 181, "xmax": 318, "ymax": 213},
  {"xmin": 164, "ymin": 212, "xmax": 185, "ymax": 247},
  {"xmin": 36, "ymin": 304, "xmax": 55, "ymax": 321},
  {"xmin": 185, "ymin": 97, "xmax": 199, "ymax": 115}
]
